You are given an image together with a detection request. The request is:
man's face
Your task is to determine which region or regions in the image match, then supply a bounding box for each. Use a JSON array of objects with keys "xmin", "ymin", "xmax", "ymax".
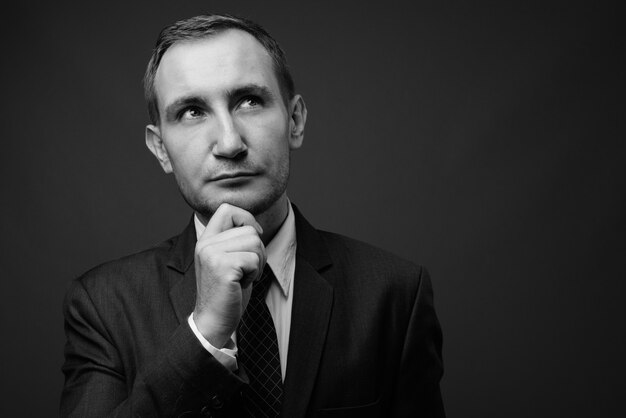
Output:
[{"xmin": 146, "ymin": 29, "xmax": 305, "ymax": 219}]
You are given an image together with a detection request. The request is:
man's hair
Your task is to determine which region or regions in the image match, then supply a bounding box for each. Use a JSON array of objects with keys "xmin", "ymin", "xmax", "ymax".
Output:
[{"xmin": 143, "ymin": 14, "xmax": 295, "ymax": 125}]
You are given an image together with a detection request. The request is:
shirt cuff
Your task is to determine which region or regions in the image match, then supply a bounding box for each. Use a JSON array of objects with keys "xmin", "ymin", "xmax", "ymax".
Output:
[{"xmin": 187, "ymin": 313, "xmax": 238, "ymax": 371}]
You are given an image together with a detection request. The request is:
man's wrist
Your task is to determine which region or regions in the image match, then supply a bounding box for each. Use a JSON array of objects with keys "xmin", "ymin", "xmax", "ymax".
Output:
[
  {"xmin": 190, "ymin": 310, "xmax": 231, "ymax": 348},
  {"xmin": 187, "ymin": 313, "xmax": 238, "ymax": 371}
]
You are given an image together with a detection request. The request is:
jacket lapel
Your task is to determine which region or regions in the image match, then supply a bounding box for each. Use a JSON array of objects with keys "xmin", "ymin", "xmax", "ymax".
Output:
[
  {"xmin": 281, "ymin": 206, "xmax": 334, "ymax": 417},
  {"xmin": 166, "ymin": 217, "xmax": 197, "ymax": 324}
]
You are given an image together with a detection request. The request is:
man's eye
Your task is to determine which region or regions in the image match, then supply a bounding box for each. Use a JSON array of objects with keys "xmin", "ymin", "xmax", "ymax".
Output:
[
  {"xmin": 239, "ymin": 96, "xmax": 262, "ymax": 109},
  {"xmin": 180, "ymin": 107, "xmax": 204, "ymax": 120}
]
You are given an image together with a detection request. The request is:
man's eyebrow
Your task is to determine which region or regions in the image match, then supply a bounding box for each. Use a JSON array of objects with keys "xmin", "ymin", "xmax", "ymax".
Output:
[
  {"xmin": 227, "ymin": 84, "xmax": 275, "ymax": 100},
  {"xmin": 164, "ymin": 96, "xmax": 205, "ymax": 120}
]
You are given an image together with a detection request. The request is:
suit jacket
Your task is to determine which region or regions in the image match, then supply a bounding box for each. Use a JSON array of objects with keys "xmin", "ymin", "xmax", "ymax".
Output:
[{"xmin": 61, "ymin": 206, "xmax": 444, "ymax": 417}]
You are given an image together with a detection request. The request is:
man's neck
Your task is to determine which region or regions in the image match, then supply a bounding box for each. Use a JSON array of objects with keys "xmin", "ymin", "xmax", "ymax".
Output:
[{"xmin": 254, "ymin": 194, "xmax": 290, "ymax": 245}]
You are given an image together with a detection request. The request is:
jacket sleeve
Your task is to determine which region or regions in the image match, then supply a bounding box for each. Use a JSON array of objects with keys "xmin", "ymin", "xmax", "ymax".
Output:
[
  {"xmin": 391, "ymin": 267, "xmax": 446, "ymax": 417},
  {"xmin": 60, "ymin": 279, "xmax": 246, "ymax": 417}
]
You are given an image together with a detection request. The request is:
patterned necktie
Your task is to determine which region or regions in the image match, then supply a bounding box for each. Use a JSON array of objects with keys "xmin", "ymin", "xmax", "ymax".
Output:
[{"xmin": 238, "ymin": 265, "xmax": 283, "ymax": 417}]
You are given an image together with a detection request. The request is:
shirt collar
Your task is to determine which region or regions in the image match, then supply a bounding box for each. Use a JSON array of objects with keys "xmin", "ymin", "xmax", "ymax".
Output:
[{"xmin": 193, "ymin": 202, "xmax": 297, "ymax": 297}]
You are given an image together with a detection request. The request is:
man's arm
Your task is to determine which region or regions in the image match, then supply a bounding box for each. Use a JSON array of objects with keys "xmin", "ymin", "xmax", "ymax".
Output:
[
  {"xmin": 61, "ymin": 204, "xmax": 265, "ymax": 416},
  {"xmin": 61, "ymin": 279, "xmax": 245, "ymax": 417},
  {"xmin": 391, "ymin": 267, "xmax": 445, "ymax": 417}
]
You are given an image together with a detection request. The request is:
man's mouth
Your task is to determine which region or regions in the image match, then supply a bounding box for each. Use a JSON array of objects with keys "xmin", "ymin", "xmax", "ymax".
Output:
[{"xmin": 211, "ymin": 171, "xmax": 257, "ymax": 181}]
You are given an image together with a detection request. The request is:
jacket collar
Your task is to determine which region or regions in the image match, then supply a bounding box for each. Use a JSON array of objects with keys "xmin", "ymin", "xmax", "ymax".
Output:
[
  {"xmin": 166, "ymin": 216, "xmax": 196, "ymax": 274},
  {"xmin": 165, "ymin": 216, "xmax": 197, "ymax": 324},
  {"xmin": 292, "ymin": 203, "xmax": 332, "ymax": 272}
]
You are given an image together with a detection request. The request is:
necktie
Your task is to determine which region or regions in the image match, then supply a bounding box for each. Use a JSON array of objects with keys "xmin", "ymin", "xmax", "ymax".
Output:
[{"xmin": 238, "ymin": 265, "xmax": 283, "ymax": 417}]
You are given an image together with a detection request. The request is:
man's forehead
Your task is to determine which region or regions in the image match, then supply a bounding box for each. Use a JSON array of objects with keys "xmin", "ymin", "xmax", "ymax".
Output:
[{"xmin": 154, "ymin": 29, "xmax": 279, "ymax": 104}]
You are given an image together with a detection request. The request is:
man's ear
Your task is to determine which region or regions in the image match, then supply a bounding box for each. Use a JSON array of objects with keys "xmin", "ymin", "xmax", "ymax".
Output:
[
  {"xmin": 145, "ymin": 124, "xmax": 173, "ymax": 173},
  {"xmin": 288, "ymin": 94, "xmax": 307, "ymax": 150}
]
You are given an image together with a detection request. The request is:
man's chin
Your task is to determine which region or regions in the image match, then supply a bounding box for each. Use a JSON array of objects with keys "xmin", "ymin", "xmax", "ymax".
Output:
[{"xmin": 191, "ymin": 193, "xmax": 282, "ymax": 219}]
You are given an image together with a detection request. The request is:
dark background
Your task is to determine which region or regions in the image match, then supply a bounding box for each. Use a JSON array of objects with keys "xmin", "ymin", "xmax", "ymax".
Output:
[{"xmin": 1, "ymin": 1, "xmax": 623, "ymax": 416}]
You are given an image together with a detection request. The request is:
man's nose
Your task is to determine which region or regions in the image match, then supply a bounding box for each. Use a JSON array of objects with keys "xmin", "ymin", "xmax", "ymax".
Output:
[{"xmin": 212, "ymin": 114, "xmax": 247, "ymax": 158}]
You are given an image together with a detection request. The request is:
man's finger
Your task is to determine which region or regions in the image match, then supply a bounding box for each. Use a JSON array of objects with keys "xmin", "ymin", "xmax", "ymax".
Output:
[
  {"xmin": 202, "ymin": 225, "xmax": 260, "ymax": 246},
  {"xmin": 203, "ymin": 203, "xmax": 263, "ymax": 237},
  {"xmin": 197, "ymin": 233, "xmax": 267, "ymax": 268},
  {"xmin": 226, "ymin": 251, "xmax": 265, "ymax": 285}
]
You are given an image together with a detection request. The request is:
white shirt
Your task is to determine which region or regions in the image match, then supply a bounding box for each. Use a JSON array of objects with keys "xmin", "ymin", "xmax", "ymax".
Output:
[{"xmin": 188, "ymin": 203, "xmax": 297, "ymax": 379}]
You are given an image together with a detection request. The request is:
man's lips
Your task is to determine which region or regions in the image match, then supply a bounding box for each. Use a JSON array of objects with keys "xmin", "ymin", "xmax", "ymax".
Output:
[{"xmin": 210, "ymin": 171, "xmax": 257, "ymax": 181}]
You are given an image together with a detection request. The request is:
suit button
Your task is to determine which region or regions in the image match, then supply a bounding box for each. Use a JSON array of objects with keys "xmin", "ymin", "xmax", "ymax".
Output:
[
  {"xmin": 200, "ymin": 405, "xmax": 212, "ymax": 417},
  {"xmin": 210, "ymin": 395, "xmax": 224, "ymax": 409}
]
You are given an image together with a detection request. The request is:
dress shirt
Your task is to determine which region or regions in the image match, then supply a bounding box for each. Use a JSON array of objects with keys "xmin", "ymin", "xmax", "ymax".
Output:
[{"xmin": 188, "ymin": 202, "xmax": 297, "ymax": 379}]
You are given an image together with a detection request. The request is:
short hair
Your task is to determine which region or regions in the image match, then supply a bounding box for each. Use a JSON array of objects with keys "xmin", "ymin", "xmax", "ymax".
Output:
[{"xmin": 143, "ymin": 14, "xmax": 296, "ymax": 125}]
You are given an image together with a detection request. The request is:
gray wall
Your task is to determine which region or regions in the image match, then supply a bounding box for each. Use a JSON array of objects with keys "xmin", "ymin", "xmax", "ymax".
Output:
[{"xmin": 2, "ymin": 1, "xmax": 623, "ymax": 416}]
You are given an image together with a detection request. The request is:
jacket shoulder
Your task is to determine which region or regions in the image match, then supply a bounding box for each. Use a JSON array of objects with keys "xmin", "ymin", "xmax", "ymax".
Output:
[
  {"xmin": 71, "ymin": 233, "xmax": 180, "ymax": 295},
  {"xmin": 319, "ymin": 230, "xmax": 422, "ymax": 271},
  {"xmin": 316, "ymin": 230, "xmax": 426, "ymax": 294}
]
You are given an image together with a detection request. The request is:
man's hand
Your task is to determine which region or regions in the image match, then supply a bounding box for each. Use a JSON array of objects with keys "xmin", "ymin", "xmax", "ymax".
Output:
[{"xmin": 192, "ymin": 203, "xmax": 266, "ymax": 348}]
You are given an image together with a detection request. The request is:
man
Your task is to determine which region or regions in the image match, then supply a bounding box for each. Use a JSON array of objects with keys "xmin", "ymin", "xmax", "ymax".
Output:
[{"xmin": 62, "ymin": 14, "xmax": 444, "ymax": 418}]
